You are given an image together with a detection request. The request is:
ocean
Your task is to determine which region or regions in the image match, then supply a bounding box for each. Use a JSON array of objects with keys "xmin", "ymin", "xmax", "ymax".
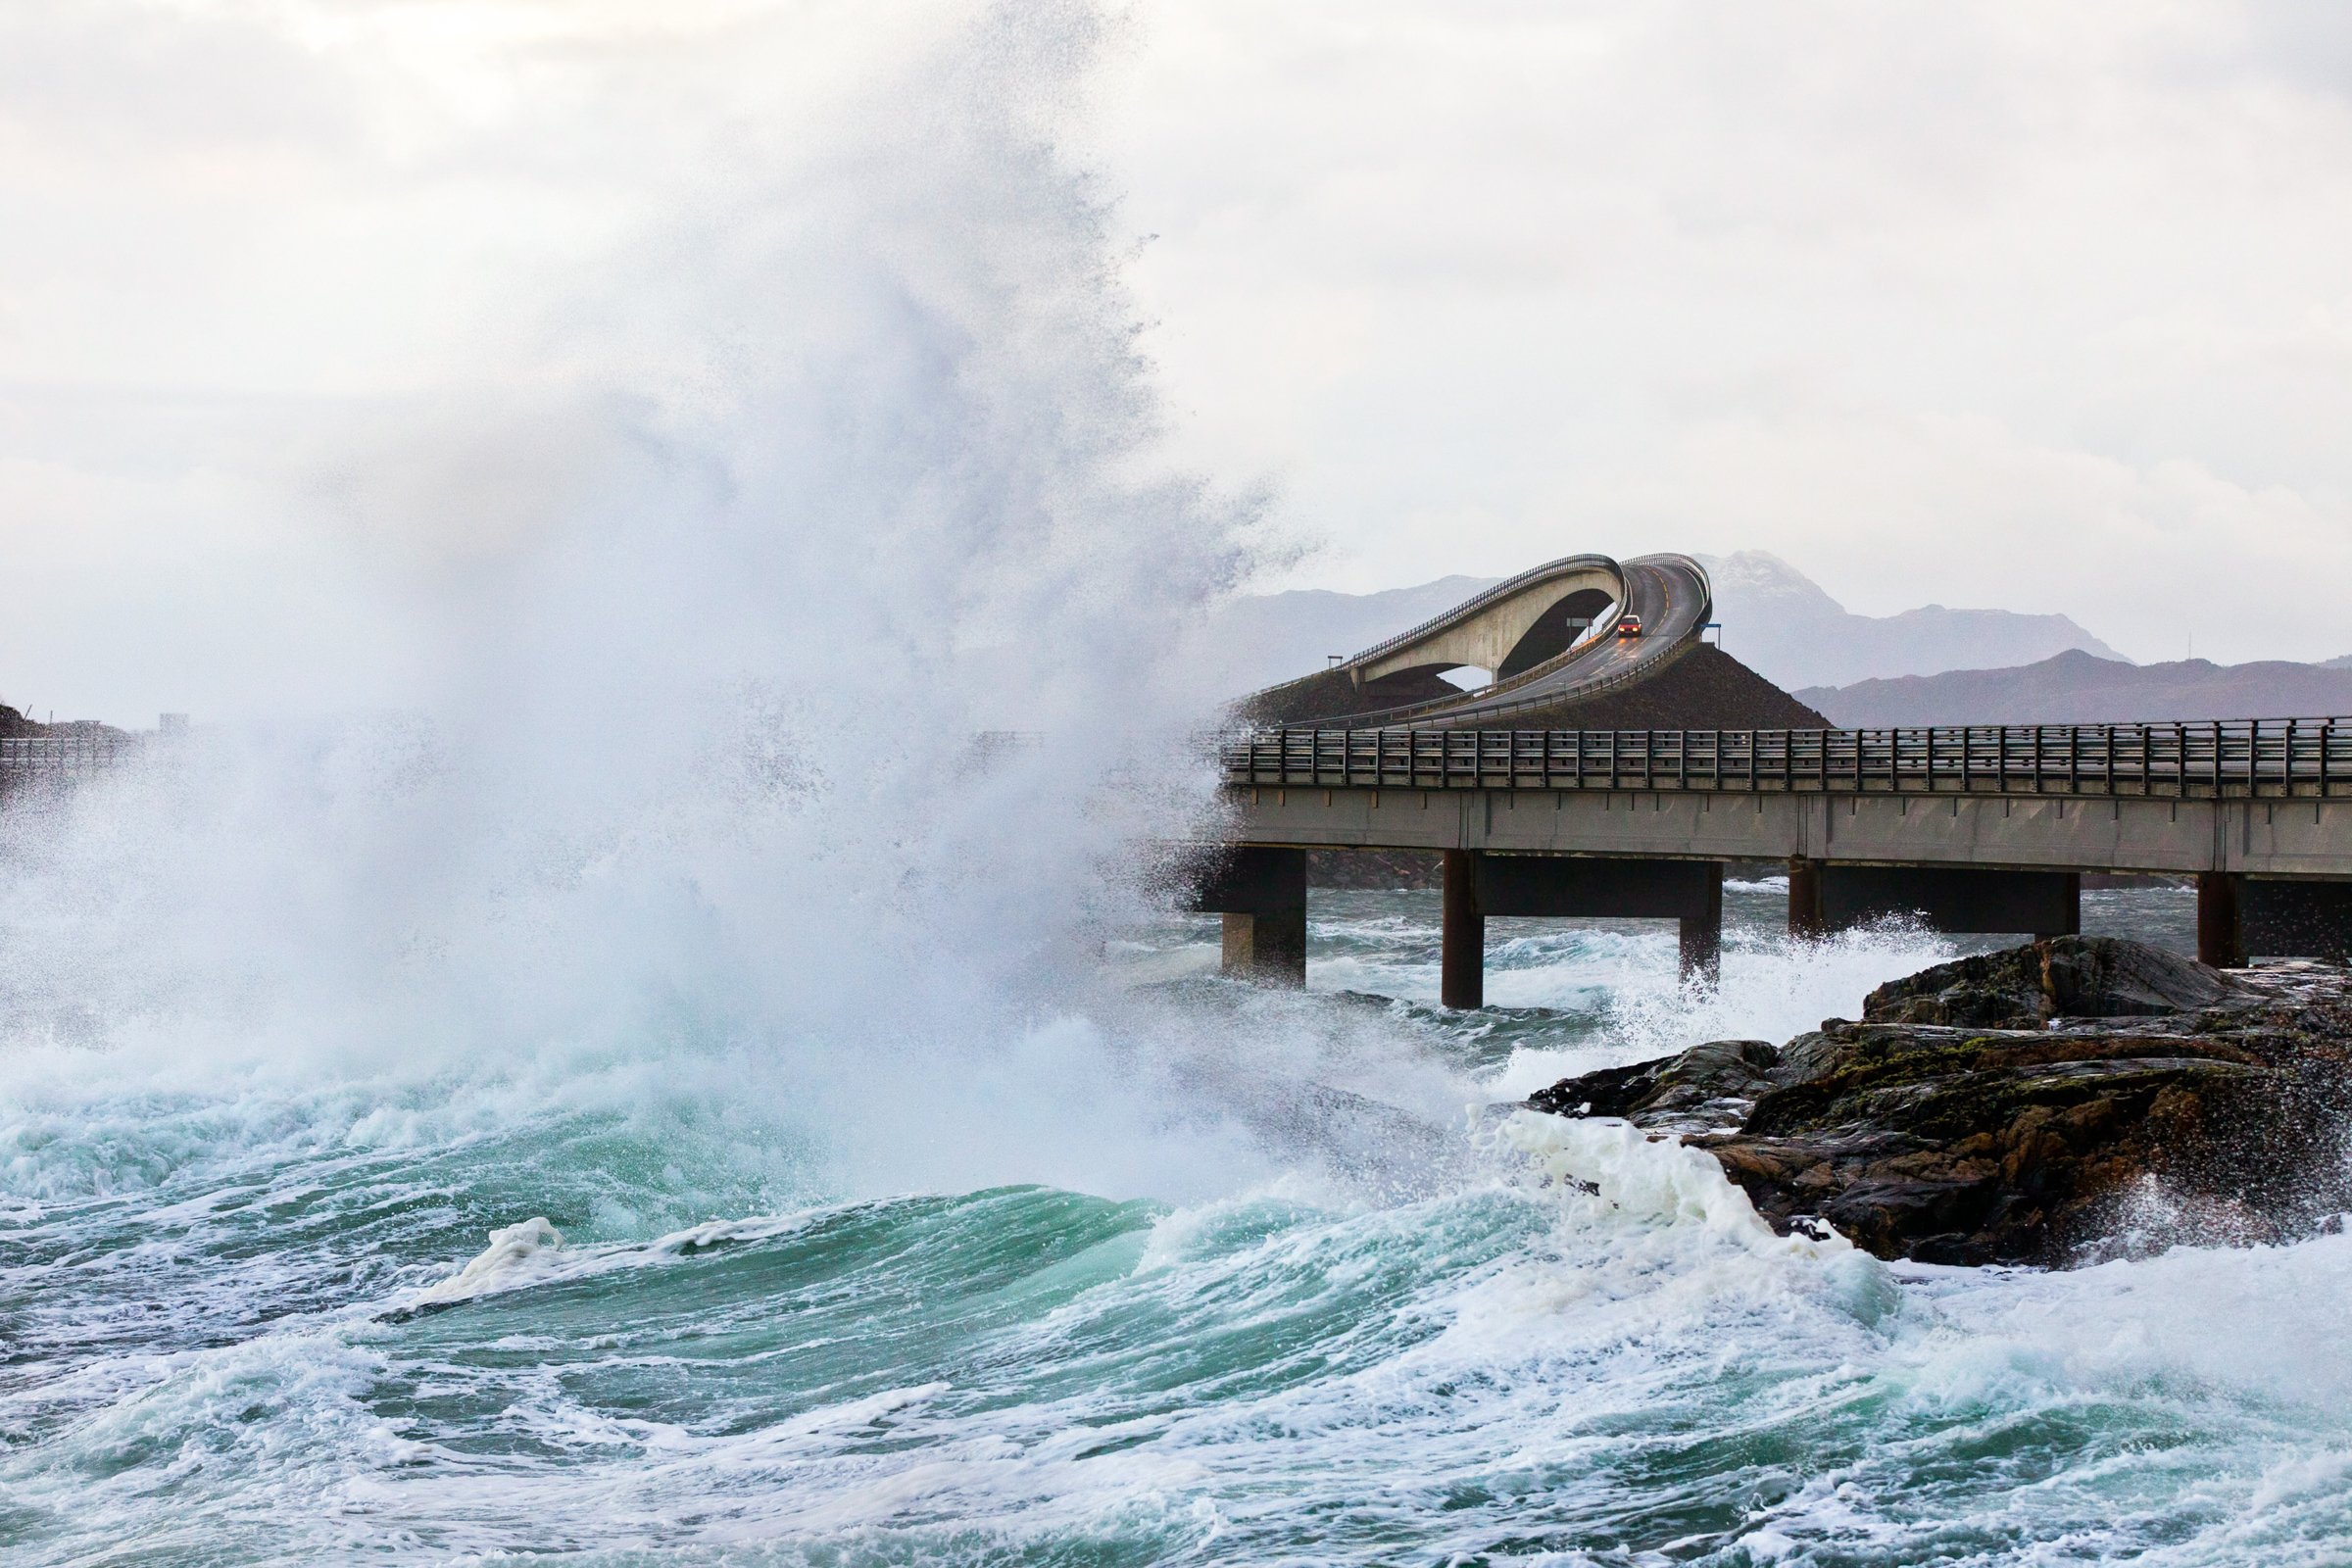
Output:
[
  {"xmin": 6, "ymin": 7, "xmax": 2348, "ymax": 1555},
  {"xmin": 9, "ymin": 872, "xmax": 2351, "ymax": 1565}
]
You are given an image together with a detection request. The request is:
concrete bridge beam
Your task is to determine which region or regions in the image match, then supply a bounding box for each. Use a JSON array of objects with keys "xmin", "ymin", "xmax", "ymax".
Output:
[
  {"xmin": 1788, "ymin": 860, "xmax": 2080, "ymax": 941},
  {"xmin": 1441, "ymin": 851, "xmax": 1724, "ymax": 1008},
  {"xmin": 1355, "ymin": 564, "xmax": 1621, "ymax": 685}
]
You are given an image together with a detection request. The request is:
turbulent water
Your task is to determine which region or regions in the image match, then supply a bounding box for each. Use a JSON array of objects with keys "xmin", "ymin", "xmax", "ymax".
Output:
[
  {"xmin": 10, "ymin": 882, "xmax": 2352, "ymax": 1564},
  {"xmin": 7, "ymin": 6, "xmax": 2352, "ymax": 1561}
]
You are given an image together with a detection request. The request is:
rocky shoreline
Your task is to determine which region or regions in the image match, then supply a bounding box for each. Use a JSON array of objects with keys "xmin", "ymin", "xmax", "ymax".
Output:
[{"xmin": 1527, "ymin": 937, "xmax": 2352, "ymax": 1266}]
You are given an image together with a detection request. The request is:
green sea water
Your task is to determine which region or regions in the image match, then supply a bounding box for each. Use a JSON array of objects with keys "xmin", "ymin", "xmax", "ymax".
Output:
[{"xmin": 9, "ymin": 885, "xmax": 2350, "ymax": 1566}]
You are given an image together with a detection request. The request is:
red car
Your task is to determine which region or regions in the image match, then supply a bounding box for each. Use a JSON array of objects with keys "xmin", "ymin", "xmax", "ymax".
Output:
[{"xmin": 1615, "ymin": 613, "xmax": 1643, "ymax": 638}]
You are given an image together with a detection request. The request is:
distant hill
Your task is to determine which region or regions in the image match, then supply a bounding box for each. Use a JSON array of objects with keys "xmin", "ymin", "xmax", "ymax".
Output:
[
  {"xmin": 1190, "ymin": 575, "xmax": 1506, "ymax": 697},
  {"xmin": 1200, "ymin": 552, "xmax": 2129, "ymax": 698},
  {"xmin": 1799, "ymin": 649, "xmax": 2352, "ymax": 726},
  {"xmin": 1696, "ymin": 551, "xmax": 2127, "ymax": 690}
]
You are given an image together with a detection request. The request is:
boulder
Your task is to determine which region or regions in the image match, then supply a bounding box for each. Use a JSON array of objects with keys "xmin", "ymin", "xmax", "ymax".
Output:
[
  {"xmin": 1859, "ymin": 935, "xmax": 2248, "ymax": 1029},
  {"xmin": 1526, "ymin": 940, "xmax": 2352, "ymax": 1266},
  {"xmin": 1527, "ymin": 1039, "xmax": 1778, "ymax": 1134}
]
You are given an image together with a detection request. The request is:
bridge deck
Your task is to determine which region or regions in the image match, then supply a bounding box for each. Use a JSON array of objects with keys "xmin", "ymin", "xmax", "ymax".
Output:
[{"xmin": 1217, "ymin": 723, "xmax": 2352, "ymax": 879}]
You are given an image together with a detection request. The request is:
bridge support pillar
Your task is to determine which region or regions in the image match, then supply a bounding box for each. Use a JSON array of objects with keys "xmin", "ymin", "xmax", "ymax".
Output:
[
  {"xmin": 1188, "ymin": 847, "xmax": 1307, "ymax": 987},
  {"xmin": 1442, "ymin": 850, "xmax": 1484, "ymax": 1009},
  {"xmin": 1221, "ymin": 910, "xmax": 1306, "ymax": 985},
  {"xmin": 1788, "ymin": 858, "xmax": 1826, "ymax": 938},
  {"xmin": 1681, "ymin": 870, "xmax": 1723, "ymax": 983},
  {"xmin": 2197, "ymin": 872, "xmax": 2245, "ymax": 968},
  {"xmin": 1814, "ymin": 864, "xmax": 2080, "ymax": 940},
  {"xmin": 2243, "ymin": 878, "xmax": 2352, "ymax": 961}
]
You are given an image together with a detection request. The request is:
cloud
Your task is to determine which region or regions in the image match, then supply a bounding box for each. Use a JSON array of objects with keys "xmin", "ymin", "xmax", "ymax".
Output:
[
  {"xmin": 10, "ymin": 0, "xmax": 2352, "ymax": 722},
  {"xmin": 1102, "ymin": 1, "xmax": 2352, "ymax": 662}
]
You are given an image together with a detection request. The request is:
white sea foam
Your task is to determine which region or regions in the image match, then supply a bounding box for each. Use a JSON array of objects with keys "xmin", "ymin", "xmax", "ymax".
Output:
[
  {"xmin": 411, "ymin": 1217, "xmax": 569, "ymax": 1304},
  {"xmin": 1494, "ymin": 1109, "xmax": 1845, "ymax": 1257},
  {"xmin": 1484, "ymin": 920, "xmax": 1959, "ymax": 1098},
  {"xmin": 5, "ymin": 3, "xmax": 2350, "ymax": 1562}
]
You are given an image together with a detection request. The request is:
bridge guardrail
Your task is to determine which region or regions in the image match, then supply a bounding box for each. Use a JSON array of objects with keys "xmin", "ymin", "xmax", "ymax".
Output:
[
  {"xmin": 0, "ymin": 733, "xmax": 142, "ymax": 786},
  {"xmin": 1221, "ymin": 720, "xmax": 2352, "ymax": 799}
]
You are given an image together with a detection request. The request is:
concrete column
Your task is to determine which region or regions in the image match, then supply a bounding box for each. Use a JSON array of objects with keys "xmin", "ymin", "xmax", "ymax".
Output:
[
  {"xmin": 1191, "ymin": 846, "xmax": 1307, "ymax": 987},
  {"xmin": 1442, "ymin": 848, "xmax": 1485, "ymax": 1009},
  {"xmin": 1788, "ymin": 858, "xmax": 1826, "ymax": 938},
  {"xmin": 2042, "ymin": 872, "xmax": 2082, "ymax": 939},
  {"xmin": 1680, "ymin": 863, "xmax": 1724, "ymax": 983},
  {"xmin": 1221, "ymin": 908, "xmax": 1306, "ymax": 986},
  {"xmin": 2197, "ymin": 871, "xmax": 2245, "ymax": 968}
]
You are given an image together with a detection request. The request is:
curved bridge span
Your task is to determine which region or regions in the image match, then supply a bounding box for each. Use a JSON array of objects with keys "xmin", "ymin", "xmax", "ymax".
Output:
[{"xmin": 1244, "ymin": 553, "xmax": 1712, "ymax": 728}]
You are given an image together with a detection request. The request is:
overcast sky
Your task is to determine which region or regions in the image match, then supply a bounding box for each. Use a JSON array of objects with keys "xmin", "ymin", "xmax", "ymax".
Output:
[{"xmin": 6, "ymin": 2, "xmax": 2352, "ymax": 721}]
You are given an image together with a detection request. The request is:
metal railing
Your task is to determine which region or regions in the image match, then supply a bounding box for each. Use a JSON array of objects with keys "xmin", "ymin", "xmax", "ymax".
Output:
[
  {"xmin": 0, "ymin": 733, "xmax": 141, "ymax": 786},
  {"xmin": 1221, "ymin": 720, "xmax": 2352, "ymax": 800}
]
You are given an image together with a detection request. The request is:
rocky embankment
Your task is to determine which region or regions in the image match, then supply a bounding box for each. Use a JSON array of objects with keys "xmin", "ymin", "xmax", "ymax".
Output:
[{"xmin": 1528, "ymin": 937, "xmax": 2352, "ymax": 1265}]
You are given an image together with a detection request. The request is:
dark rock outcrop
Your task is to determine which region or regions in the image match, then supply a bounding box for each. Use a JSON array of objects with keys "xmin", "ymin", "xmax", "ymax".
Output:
[
  {"xmin": 1527, "ymin": 937, "xmax": 2352, "ymax": 1266},
  {"xmin": 1479, "ymin": 645, "xmax": 1832, "ymax": 731},
  {"xmin": 1234, "ymin": 646, "xmax": 1831, "ymax": 731},
  {"xmin": 1860, "ymin": 939, "xmax": 2247, "ymax": 1029}
]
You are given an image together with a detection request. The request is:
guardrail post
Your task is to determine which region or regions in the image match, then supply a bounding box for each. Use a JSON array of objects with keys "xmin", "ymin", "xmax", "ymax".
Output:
[{"xmin": 1442, "ymin": 849, "xmax": 1484, "ymax": 1009}]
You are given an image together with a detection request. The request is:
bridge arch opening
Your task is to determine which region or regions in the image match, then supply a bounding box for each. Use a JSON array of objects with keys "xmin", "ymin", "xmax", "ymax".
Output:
[
  {"xmin": 1496, "ymin": 588, "xmax": 1618, "ymax": 679},
  {"xmin": 1356, "ymin": 662, "xmax": 1478, "ymax": 706}
]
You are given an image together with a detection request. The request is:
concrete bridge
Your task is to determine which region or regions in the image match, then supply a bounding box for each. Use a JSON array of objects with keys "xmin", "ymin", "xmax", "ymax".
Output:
[
  {"xmin": 1242, "ymin": 552, "xmax": 1714, "ymax": 727},
  {"xmin": 1193, "ymin": 721, "xmax": 2352, "ymax": 1005}
]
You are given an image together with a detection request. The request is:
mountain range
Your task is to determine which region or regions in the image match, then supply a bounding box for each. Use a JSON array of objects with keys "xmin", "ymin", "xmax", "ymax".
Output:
[
  {"xmin": 1798, "ymin": 650, "xmax": 2352, "ymax": 727},
  {"xmin": 1691, "ymin": 553, "xmax": 2127, "ymax": 691}
]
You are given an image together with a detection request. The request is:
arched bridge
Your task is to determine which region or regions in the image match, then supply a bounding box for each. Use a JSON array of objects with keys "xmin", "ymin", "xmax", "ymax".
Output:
[{"xmin": 1243, "ymin": 553, "xmax": 1713, "ymax": 727}]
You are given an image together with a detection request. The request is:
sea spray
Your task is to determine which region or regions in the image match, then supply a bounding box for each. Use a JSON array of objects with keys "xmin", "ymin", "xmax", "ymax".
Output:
[
  {"xmin": 7, "ymin": 4, "xmax": 2352, "ymax": 1562},
  {"xmin": 0, "ymin": 0, "xmax": 1275, "ymax": 1211}
]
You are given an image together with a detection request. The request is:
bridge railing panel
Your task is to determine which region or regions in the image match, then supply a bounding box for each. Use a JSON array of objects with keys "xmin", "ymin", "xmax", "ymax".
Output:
[
  {"xmin": 0, "ymin": 733, "xmax": 140, "ymax": 792},
  {"xmin": 1219, "ymin": 718, "xmax": 2352, "ymax": 800}
]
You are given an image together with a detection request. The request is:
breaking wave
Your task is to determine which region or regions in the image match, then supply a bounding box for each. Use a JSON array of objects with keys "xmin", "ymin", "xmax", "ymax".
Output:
[{"xmin": 0, "ymin": 3, "xmax": 2344, "ymax": 1562}]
